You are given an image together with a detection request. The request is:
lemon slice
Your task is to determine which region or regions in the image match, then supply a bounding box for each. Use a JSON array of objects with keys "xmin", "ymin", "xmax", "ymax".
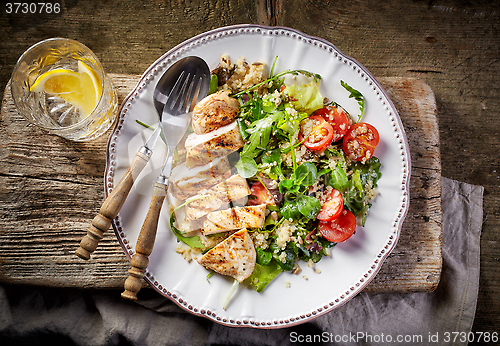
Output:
[{"xmin": 30, "ymin": 61, "xmax": 102, "ymax": 118}]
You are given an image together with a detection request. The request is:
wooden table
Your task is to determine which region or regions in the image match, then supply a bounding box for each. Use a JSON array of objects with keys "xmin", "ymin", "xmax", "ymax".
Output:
[
  {"xmin": 0, "ymin": 0, "xmax": 498, "ymax": 333},
  {"xmin": 0, "ymin": 73, "xmax": 442, "ymax": 291}
]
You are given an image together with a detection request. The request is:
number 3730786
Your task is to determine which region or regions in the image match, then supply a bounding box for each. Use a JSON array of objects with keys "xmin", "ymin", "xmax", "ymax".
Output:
[
  {"xmin": 443, "ymin": 332, "xmax": 498, "ymax": 343},
  {"xmin": 6, "ymin": 3, "xmax": 61, "ymax": 14}
]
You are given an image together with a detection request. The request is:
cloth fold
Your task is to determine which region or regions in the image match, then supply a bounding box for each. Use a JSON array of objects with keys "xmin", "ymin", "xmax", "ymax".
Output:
[{"xmin": 0, "ymin": 177, "xmax": 484, "ymax": 345}]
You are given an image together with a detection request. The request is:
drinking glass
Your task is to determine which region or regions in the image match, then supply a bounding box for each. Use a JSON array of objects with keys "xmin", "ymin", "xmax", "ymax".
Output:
[{"xmin": 10, "ymin": 38, "xmax": 118, "ymax": 141}]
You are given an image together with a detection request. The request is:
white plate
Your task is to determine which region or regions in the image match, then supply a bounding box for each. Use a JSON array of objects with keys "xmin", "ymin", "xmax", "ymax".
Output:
[{"xmin": 106, "ymin": 25, "xmax": 411, "ymax": 328}]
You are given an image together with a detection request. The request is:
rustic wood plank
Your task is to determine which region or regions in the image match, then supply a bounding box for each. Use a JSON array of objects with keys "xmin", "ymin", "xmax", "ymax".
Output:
[
  {"xmin": 370, "ymin": 77, "xmax": 442, "ymax": 291},
  {"xmin": 0, "ymin": 74, "xmax": 441, "ymax": 292}
]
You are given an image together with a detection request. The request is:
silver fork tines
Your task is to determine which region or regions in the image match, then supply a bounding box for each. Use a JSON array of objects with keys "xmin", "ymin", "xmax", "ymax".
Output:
[
  {"xmin": 164, "ymin": 74, "xmax": 203, "ymax": 117},
  {"xmin": 159, "ymin": 75, "xmax": 204, "ymax": 180},
  {"xmin": 164, "ymin": 71, "xmax": 187, "ymax": 112},
  {"xmin": 186, "ymin": 76, "xmax": 203, "ymax": 113}
]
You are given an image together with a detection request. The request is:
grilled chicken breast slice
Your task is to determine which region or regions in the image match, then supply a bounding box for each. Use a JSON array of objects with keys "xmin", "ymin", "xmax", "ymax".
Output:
[
  {"xmin": 191, "ymin": 90, "xmax": 239, "ymax": 135},
  {"xmin": 197, "ymin": 229, "xmax": 256, "ymax": 283},
  {"xmin": 184, "ymin": 121, "xmax": 244, "ymax": 168},
  {"xmin": 185, "ymin": 174, "xmax": 250, "ymax": 220},
  {"xmin": 169, "ymin": 157, "xmax": 231, "ymax": 200},
  {"xmin": 202, "ymin": 204, "xmax": 266, "ymax": 235}
]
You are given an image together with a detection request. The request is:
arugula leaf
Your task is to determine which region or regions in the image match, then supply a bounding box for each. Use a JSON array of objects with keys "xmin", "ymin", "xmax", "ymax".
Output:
[
  {"xmin": 341, "ymin": 80, "xmax": 365, "ymax": 122},
  {"xmin": 274, "ymin": 250, "xmax": 295, "ymax": 271},
  {"xmin": 242, "ymin": 116, "xmax": 274, "ymax": 158},
  {"xmin": 238, "ymin": 96, "xmax": 283, "ymax": 163},
  {"xmin": 269, "ymin": 242, "xmax": 296, "ymax": 271},
  {"xmin": 261, "ymin": 149, "xmax": 281, "ymax": 166},
  {"xmin": 236, "ymin": 118, "xmax": 249, "ymax": 141},
  {"xmin": 343, "ymin": 188, "xmax": 365, "ymax": 220},
  {"xmin": 317, "ymin": 166, "xmax": 331, "ymax": 177}
]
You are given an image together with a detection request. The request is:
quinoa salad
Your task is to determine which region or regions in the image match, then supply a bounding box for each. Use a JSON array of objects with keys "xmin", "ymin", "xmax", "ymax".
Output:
[{"xmin": 166, "ymin": 55, "xmax": 382, "ymax": 299}]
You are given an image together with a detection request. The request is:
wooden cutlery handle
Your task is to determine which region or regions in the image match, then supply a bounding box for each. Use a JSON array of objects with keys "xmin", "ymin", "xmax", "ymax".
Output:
[
  {"xmin": 121, "ymin": 182, "xmax": 167, "ymax": 301},
  {"xmin": 75, "ymin": 150, "xmax": 150, "ymax": 260}
]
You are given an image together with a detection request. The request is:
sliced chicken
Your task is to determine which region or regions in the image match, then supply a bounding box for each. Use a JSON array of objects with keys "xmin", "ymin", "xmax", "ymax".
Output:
[
  {"xmin": 197, "ymin": 229, "xmax": 256, "ymax": 283},
  {"xmin": 202, "ymin": 204, "xmax": 266, "ymax": 235},
  {"xmin": 185, "ymin": 174, "xmax": 250, "ymax": 220},
  {"xmin": 184, "ymin": 121, "xmax": 244, "ymax": 168},
  {"xmin": 191, "ymin": 90, "xmax": 239, "ymax": 135},
  {"xmin": 169, "ymin": 157, "xmax": 231, "ymax": 200}
]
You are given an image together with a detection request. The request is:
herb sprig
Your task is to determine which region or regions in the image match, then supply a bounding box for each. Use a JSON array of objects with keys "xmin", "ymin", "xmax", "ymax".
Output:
[{"xmin": 340, "ymin": 80, "xmax": 365, "ymax": 122}]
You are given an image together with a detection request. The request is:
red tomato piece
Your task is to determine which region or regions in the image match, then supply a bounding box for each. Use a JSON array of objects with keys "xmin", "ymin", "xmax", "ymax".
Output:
[
  {"xmin": 314, "ymin": 105, "xmax": 350, "ymax": 142},
  {"xmin": 317, "ymin": 188, "xmax": 344, "ymax": 221},
  {"xmin": 248, "ymin": 181, "xmax": 275, "ymax": 206},
  {"xmin": 318, "ymin": 209, "xmax": 357, "ymax": 243},
  {"xmin": 342, "ymin": 122, "xmax": 380, "ymax": 162},
  {"xmin": 298, "ymin": 115, "xmax": 334, "ymax": 152}
]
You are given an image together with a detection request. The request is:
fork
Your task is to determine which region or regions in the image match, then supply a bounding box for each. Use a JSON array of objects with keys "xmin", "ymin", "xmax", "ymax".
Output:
[{"xmin": 121, "ymin": 71, "xmax": 208, "ymax": 301}]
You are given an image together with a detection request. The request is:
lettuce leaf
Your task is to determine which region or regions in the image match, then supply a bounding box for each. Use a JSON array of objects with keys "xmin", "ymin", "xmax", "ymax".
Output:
[
  {"xmin": 283, "ymin": 81, "xmax": 324, "ymax": 115},
  {"xmin": 169, "ymin": 212, "xmax": 206, "ymax": 249},
  {"xmin": 245, "ymin": 261, "xmax": 283, "ymax": 293}
]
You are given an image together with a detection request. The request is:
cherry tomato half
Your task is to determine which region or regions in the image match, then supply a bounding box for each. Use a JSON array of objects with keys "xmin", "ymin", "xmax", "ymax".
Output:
[
  {"xmin": 317, "ymin": 188, "xmax": 344, "ymax": 221},
  {"xmin": 298, "ymin": 115, "xmax": 334, "ymax": 152},
  {"xmin": 314, "ymin": 105, "xmax": 350, "ymax": 142},
  {"xmin": 318, "ymin": 209, "xmax": 357, "ymax": 243},
  {"xmin": 248, "ymin": 181, "xmax": 275, "ymax": 206},
  {"xmin": 342, "ymin": 122, "xmax": 380, "ymax": 162}
]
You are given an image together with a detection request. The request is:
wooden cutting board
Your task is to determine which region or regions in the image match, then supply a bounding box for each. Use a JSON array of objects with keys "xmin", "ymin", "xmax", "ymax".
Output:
[{"xmin": 0, "ymin": 75, "xmax": 441, "ymax": 292}]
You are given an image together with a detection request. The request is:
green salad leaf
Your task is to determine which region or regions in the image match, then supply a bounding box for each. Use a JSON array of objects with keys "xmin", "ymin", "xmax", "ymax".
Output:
[
  {"xmin": 242, "ymin": 116, "xmax": 275, "ymax": 158},
  {"xmin": 256, "ymin": 247, "xmax": 273, "ymax": 266},
  {"xmin": 283, "ymin": 81, "xmax": 324, "ymax": 115},
  {"xmin": 352, "ymin": 156, "xmax": 382, "ymax": 188},
  {"xmin": 293, "ymin": 162, "xmax": 318, "ymax": 186},
  {"xmin": 235, "ymin": 155, "xmax": 258, "ymax": 179},
  {"xmin": 169, "ymin": 212, "xmax": 206, "ymax": 249},
  {"xmin": 245, "ymin": 261, "xmax": 283, "ymax": 293},
  {"xmin": 342, "ymin": 157, "xmax": 382, "ymax": 225},
  {"xmin": 341, "ymin": 80, "xmax": 365, "ymax": 122},
  {"xmin": 296, "ymin": 194, "xmax": 321, "ymax": 219},
  {"xmin": 329, "ymin": 162, "xmax": 349, "ymax": 191}
]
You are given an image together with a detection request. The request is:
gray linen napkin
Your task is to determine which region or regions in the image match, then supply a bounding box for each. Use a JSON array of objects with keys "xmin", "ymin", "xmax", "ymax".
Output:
[{"xmin": 0, "ymin": 177, "xmax": 484, "ymax": 345}]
